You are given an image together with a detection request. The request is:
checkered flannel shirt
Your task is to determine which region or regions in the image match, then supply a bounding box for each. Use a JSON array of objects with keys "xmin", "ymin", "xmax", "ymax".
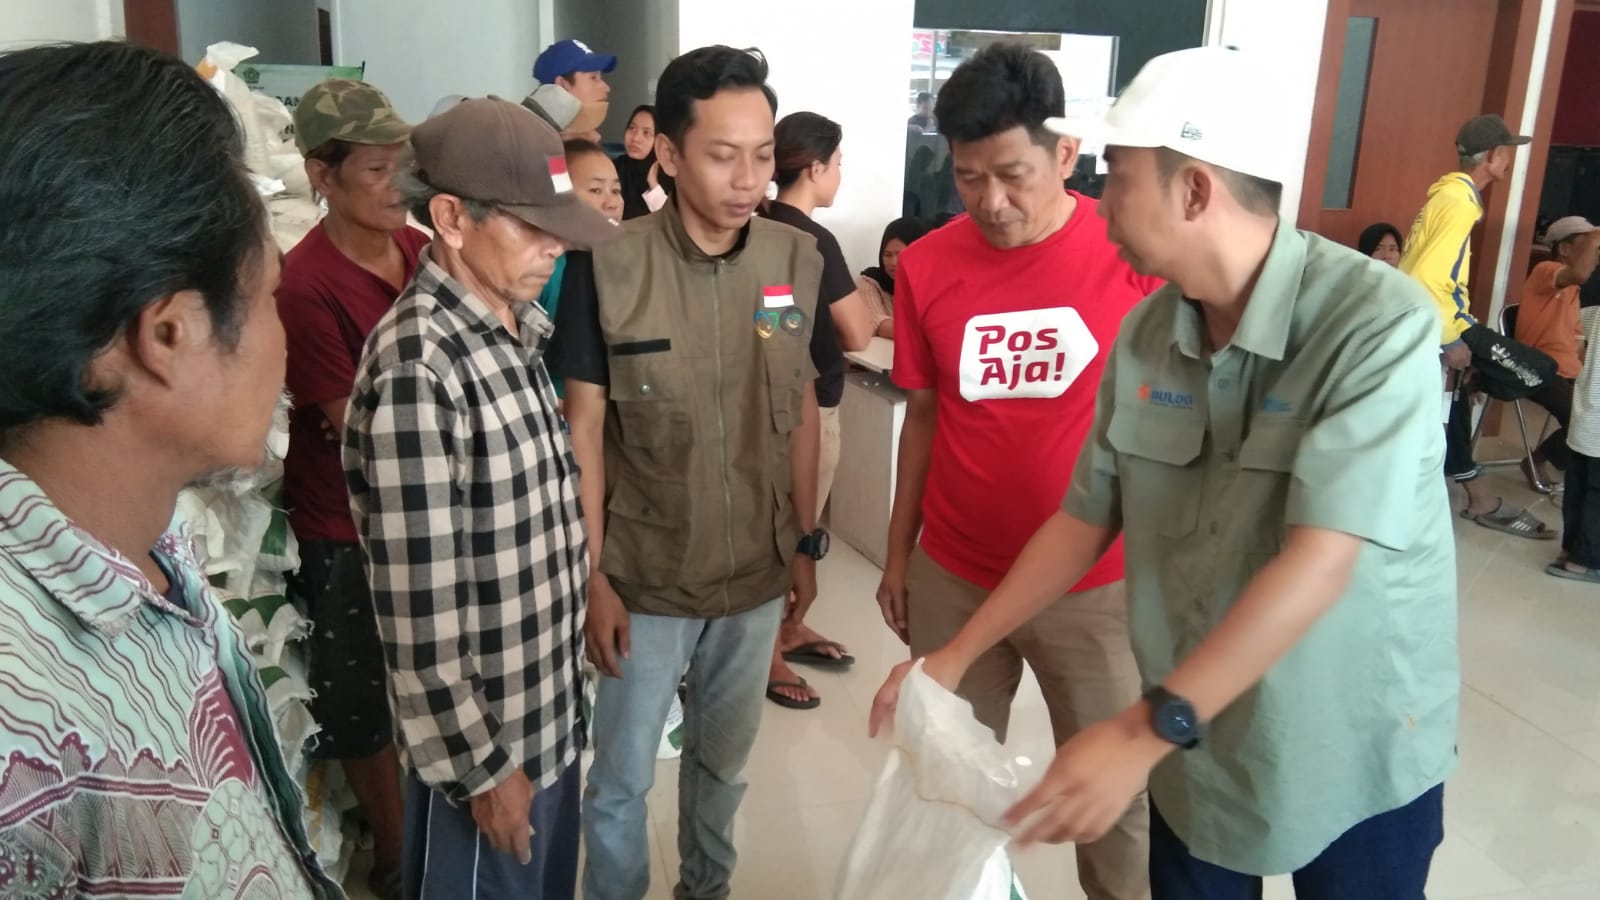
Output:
[{"xmin": 344, "ymin": 248, "xmax": 587, "ymax": 800}]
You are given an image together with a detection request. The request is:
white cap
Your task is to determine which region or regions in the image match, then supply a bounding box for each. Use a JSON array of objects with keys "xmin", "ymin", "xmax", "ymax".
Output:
[
  {"xmin": 1046, "ymin": 46, "xmax": 1292, "ymax": 184},
  {"xmin": 1547, "ymin": 215, "xmax": 1598, "ymax": 245}
]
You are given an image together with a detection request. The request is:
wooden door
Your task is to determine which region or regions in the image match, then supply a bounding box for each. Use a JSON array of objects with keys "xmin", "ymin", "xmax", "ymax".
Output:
[
  {"xmin": 123, "ymin": 0, "xmax": 180, "ymax": 56},
  {"xmin": 1301, "ymin": 0, "xmax": 1501, "ymax": 249}
]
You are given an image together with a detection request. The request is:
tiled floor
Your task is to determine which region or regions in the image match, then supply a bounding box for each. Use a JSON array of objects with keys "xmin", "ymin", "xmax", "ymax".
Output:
[{"xmin": 349, "ymin": 441, "xmax": 1600, "ymax": 899}]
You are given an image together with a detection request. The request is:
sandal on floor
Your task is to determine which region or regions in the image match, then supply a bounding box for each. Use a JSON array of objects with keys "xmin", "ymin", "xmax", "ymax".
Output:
[
  {"xmin": 766, "ymin": 679, "xmax": 821, "ymax": 710},
  {"xmin": 781, "ymin": 640, "xmax": 856, "ymax": 671},
  {"xmin": 1461, "ymin": 502, "xmax": 1557, "ymax": 540},
  {"xmin": 1546, "ymin": 562, "xmax": 1600, "ymax": 584}
]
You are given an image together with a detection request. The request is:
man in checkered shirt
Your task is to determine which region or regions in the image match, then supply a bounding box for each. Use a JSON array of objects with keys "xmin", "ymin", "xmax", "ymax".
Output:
[{"xmin": 344, "ymin": 97, "xmax": 617, "ymax": 898}]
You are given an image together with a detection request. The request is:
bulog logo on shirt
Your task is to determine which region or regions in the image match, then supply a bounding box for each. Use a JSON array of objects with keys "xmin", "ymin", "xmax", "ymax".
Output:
[{"xmin": 959, "ymin": 307, "xmax": 1098, "ymax": 401}]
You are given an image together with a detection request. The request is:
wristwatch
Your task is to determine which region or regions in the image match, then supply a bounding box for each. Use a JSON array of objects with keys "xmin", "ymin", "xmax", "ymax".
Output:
[
  {"xmin": 1143, "ymin": 685, "xmax": 1202, "ymax": 749},
  {"xmin": 796, "ymin": 528, "xmax": 830, "ymax": 561}
]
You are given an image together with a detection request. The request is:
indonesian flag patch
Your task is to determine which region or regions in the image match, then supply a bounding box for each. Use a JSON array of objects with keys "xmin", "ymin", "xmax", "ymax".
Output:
[
  {"xmin": 549, "ymin": 156, "xmax": 572, "ymax": 194},
  {"xmin": 762, "ymin": 285, "xmax": 795, "ymax": 308}
]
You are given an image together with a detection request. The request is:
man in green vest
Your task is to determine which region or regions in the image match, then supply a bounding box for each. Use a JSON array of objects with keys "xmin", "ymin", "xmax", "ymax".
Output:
[{"xmin": 548, "ymin": 45, "xmax": 828, "ymax": 900}]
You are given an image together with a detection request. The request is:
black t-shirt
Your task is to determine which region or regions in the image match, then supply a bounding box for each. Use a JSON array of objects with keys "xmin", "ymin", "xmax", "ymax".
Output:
[
  {"xmin": 546, "ymin": 251, "xmax": 606, "ymax": 386},
  {"xmin": 762, "ymin": 201, "xmax": 852, "ymax": 407}
]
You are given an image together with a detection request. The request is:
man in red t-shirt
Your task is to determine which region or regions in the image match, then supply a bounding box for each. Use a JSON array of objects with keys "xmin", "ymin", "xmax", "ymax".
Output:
[
  {"xmin": 877, "ymin": 44, "xmax": 1155, "ymax": 900},
  {"xmin": 275, "ymin": 78, "xmax": 425, "ymax": 900}
]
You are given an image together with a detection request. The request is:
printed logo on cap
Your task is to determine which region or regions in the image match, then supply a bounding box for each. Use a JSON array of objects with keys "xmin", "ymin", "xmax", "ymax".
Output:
[
  {"xmin": 549, "ymin": 156, "xmax": 572, "ymax": 194},
  {"xmin": 1180, "ymin": 122, "xmax": 1204, "ymax": 141}
]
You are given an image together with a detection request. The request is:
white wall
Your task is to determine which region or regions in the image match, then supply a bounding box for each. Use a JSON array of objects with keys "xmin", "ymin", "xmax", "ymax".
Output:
[
  {"xmin": 679, "ymin": 0, "xmax": 916, "ymax": 272},
  {"xmin": 334, "ymin": 0, "xmax": 544, "ymax": 124},
  {"xmin": 178, "ymin": 0, "xmax": 319, "ymax": 66},
  {"xmin": 1205, "ymin": 0, "xmax": 1329, "ymax": 223},
  {"xmin": 552, "ymin": 0, "xmax": 607, "ymax": 58},
  {"xmin": 592, "ymin": 0, "xmax": 678, "ymax": 143},
  {"xmin": 0, "ymin": 0, "xmax": 123, "ymax": 48}
]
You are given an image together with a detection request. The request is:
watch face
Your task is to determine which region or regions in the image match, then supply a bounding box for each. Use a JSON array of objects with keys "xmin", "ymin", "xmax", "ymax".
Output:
[
  {"xmin": 1166, "ymin": 704, "xmax": 1197, "ymax": 738},
  {"xmin": 816, "ymin": 530, "xmax": 830, "ymax": 558},
  {"xmin": 1159, "ymin": 698, "xmax": 1199, "ymax": 743}
]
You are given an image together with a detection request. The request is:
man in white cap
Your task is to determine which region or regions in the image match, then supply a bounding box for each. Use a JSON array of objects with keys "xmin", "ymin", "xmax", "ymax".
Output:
[
  {"xmin": 1515, "ymin": 215, "xmax": 1600, "ymax": 486},
  {"xmin": 871, "ymin": 46, "xmax": 1459, "ymax": 898}
]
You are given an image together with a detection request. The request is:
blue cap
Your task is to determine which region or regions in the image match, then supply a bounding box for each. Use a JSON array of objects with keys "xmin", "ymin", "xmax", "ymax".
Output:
[{"xmin": 534, "ymin": 39, "xmax": 618, "ymax": 83}]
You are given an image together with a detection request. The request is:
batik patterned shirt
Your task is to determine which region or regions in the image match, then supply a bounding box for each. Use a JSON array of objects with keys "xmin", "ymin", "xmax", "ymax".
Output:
[{"xmin": 0, "ymin": 459, "xmax": 340, "ymax": 899}]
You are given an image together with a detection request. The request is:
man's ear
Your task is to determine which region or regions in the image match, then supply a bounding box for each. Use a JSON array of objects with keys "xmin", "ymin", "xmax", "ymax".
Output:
[
  {"xmin": 1054, "ymin": 135, "xmax": 1082, "ymax": 181},
  {"xmin": 123, "ymin": 289, "xmax": 209, "ymax": 389},
  {"xmin": 305, "ymin": 158, "xmax": 337, "ymax": 199},
  {"xmin": 656, "ymin": 134, "xmax": 681, "ymax": 179},
  {"xmin": 1183, "ymin": 164, "xmax": 1216, "ymax": 222},
  {"xmin": 429, "ymin": 194, "xmax": 472, "ymax": 250}
]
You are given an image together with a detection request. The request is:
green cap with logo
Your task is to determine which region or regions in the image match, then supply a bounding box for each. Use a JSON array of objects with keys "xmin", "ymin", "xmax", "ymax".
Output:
[{"xmin": 293, "ymin": 78, "xmax": 412, "ymax": 156}]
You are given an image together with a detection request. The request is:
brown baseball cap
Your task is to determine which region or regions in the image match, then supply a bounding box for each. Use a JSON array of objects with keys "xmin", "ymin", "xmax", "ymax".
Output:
[
  {"xmin": 1456, "ymin": 114, "xmax": 1532, "ymax": 157},
  {"xmin": 409, "ymin": 97, "xmax": 618, "ymax": 249}
]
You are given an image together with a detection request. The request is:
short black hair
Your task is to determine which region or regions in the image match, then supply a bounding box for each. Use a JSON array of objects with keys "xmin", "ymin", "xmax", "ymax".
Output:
[
  {"xmin": 1357, "ymin": 222, "xmax": 1403, "ymax": 257},
  {"xmin": 0, "ymin": 41, "xmax": 266, "ymax": 443},
  {"xmin": 563, "ymin": 137, "xmax": 609, "ymax": 161},
  {"xmin": 935, "ymin": 43, "xmax": 1064, "ymax": 148},
  {"xmin": 1156, "ymin": 148, "xmax": 1284, "ymax": 217},
  {"xmin": 655, "ymin": 45, "xmax": 777, "ymax": 148},
  {"xmin": 916, "ymin": 91, "xmax": 934, "ymax": 105}
]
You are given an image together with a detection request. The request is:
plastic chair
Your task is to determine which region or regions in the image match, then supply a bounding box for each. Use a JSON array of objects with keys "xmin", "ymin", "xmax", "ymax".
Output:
[{"xmin": 1473, "ymin": 304, "xmax": 1555, "ymax": 493}]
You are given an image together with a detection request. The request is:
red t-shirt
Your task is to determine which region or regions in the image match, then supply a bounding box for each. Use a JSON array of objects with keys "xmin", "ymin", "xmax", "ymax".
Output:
[
  {"xmin": 893, "ymin": 194, "xmax": 1161, "ymax": 591},
  {"xmin": 278, "ymin": 223, "xmax": 430, "ymax": 543}
]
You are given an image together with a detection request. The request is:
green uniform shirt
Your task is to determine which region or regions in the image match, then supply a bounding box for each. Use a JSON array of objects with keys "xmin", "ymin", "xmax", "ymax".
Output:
[{"xmin": 1063, "ymin": 224, "xmax": 1460, "ymax": 874}]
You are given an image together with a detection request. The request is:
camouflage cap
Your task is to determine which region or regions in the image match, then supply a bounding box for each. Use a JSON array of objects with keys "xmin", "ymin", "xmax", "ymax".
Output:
[{"xmin": 294, "ymin": 79, "xmax": 411, "ymax": 156}]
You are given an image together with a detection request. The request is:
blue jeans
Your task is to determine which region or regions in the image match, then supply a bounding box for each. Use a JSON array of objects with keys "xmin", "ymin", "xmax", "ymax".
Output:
[
  {"xmin": 582, "ymin": 599, "xmax": 783, "ymax": 900},
  {"xmin": 1149, "ymin": 784, "xmax": 1445, "ymax": 900}
]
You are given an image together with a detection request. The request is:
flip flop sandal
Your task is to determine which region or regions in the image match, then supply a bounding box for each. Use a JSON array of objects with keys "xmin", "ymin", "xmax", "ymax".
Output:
[
  {"xmin": 1546, "ymin": 562, "xmax": 1600, "ymax": 584},
  {"xmin": 781, "ymin": 640, "xmax": 856, "ymax": 671},
  {"xmin": 765, "ymin": 679, "xmax": 821, "ymax": 710},
  {"xmin": 1462, "ymin": 504, "xmax": 1557, "ymax": 540}
]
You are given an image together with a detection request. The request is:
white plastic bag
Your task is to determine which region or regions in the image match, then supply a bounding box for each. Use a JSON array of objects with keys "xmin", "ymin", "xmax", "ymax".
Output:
[{"xmin": 836, "ymin": 661, "xmax": 1033, "ymax": 900}]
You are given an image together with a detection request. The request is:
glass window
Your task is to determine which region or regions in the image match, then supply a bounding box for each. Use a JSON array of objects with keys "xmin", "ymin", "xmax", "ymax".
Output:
[
  {"xmin": 1322, "ymin": 16, "xmax": 1379, "ymax": 210},
  {"xmin": 903, "ymin": 30, "xmax": 1119, "ymax": 218}
]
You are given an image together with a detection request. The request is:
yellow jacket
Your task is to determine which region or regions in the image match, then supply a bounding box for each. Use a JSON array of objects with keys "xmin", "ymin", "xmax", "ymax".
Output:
[{"xmin": 1399, "ymin": 173, "xmax": 1482, "ymax": 346}]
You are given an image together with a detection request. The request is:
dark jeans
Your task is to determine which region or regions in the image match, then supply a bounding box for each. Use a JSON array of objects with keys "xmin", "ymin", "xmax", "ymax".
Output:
[
  {"xmin": 1149, "ymin": 784, "xmax": 1445, "ymax": 900},
  {"xmin": 402, "ymin": 761, "xmax": 580, "ymax": 900},
  {"xmin": 1444, "ymin": 387, "xmax": 1480, "ymax": 481},
  {"xmin": 1527, "ymin": 376, "xmax": 1575, "ymax": 471},
  {"xmin": 1562, "ymin": 450, "xmax": 1600, "ymax": 567}
]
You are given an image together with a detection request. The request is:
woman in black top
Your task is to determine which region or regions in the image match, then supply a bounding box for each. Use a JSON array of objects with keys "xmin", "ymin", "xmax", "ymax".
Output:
[
  {"xmin": 613, "ymin": 105, "xmax": 673, "ymax": 219},
  {"xmin": 760, "ymin": 111, "xmax": 877, "ymax": 710}
]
